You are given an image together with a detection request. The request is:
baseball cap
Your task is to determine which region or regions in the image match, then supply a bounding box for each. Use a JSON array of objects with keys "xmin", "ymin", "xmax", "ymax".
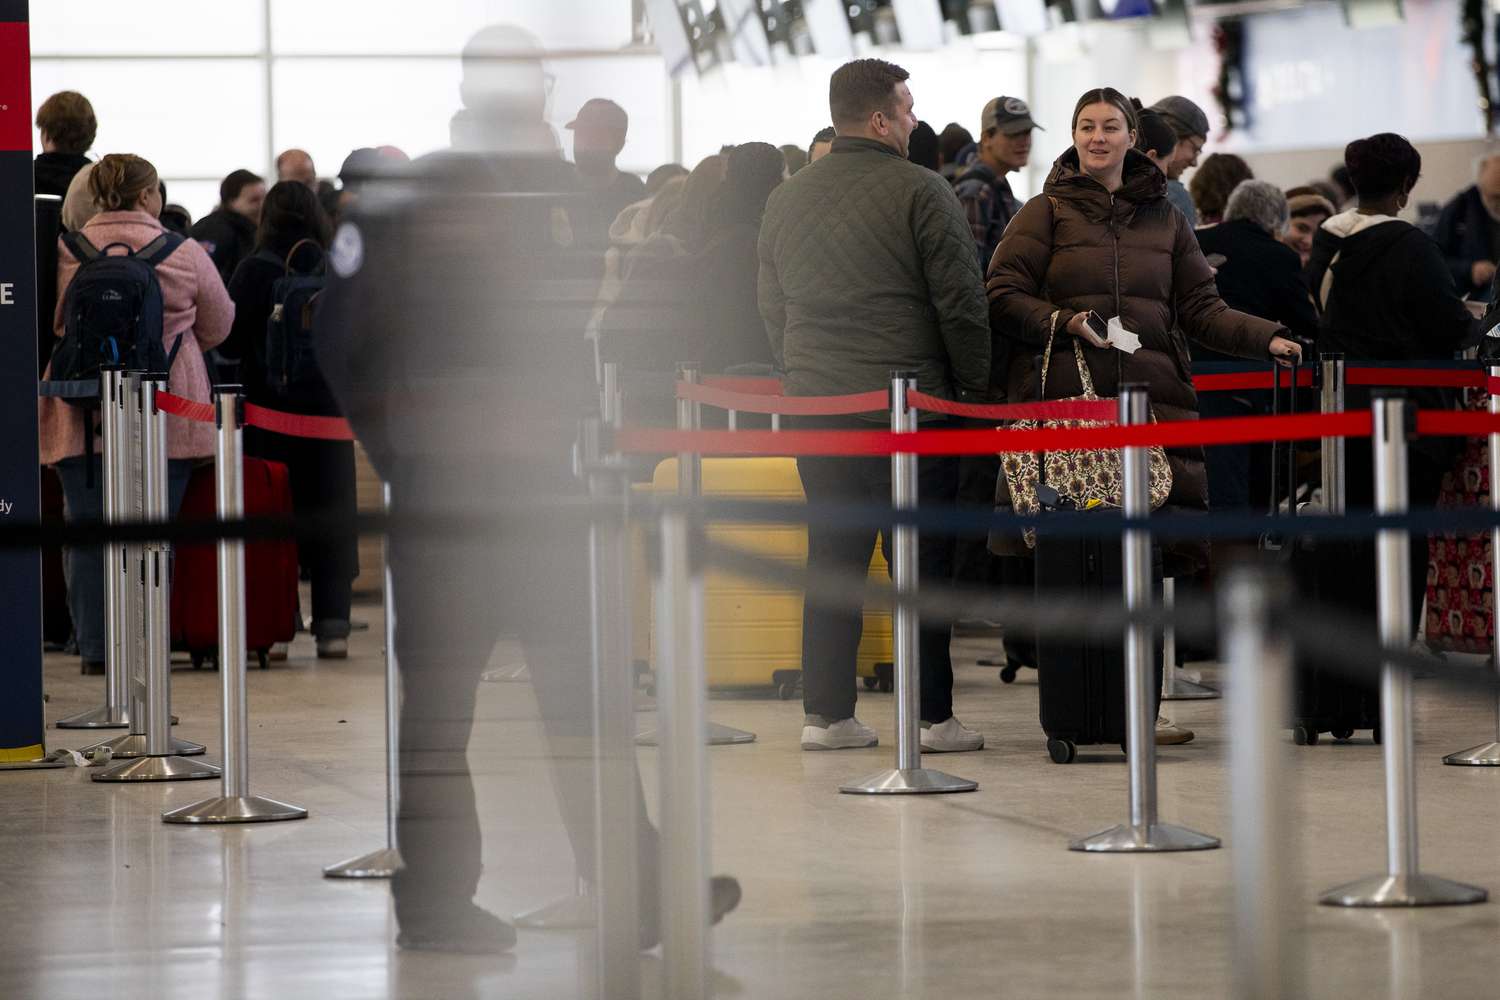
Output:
[
  {"xmin": 1149, "ymin": 96, "xmax": 1210, "ymax": 139},
  {"xmin": 566, "ymin": 98, "xmax": 628, "ymax": 133},
  {"xmin": 981, "ymin": 97, "xmax": 1042, "ymax": 136}
]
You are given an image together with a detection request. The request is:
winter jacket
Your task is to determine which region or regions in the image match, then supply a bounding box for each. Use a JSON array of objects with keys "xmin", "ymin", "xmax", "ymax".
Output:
[
  {"xmin": 1165, "ymin": 178, "xmax": 1197, "ymax": 226},
  {"xmin": 1193, "ymin": 217, "xmax": 1319, "ymax": 362},
  {"xmin": 758, "ymin": 135, "xmax": 990, "ymax": 416},
  {"xmin": 698, "ymin": 221, "xmax": 775, "ymax": 372},
  {"xmin": 952, "ymin": 160, "xmax": 1023, "ymax": 272},
  {"xmin": 1432, "ymin": 185, "xmax": 1497, "ymax": 299},
  {"xmin": 40, "ymin": 211, "xmax": 233, "ymax": 464},
  {"xmin": 190, "ymin": 208, "xmax": 258, "ymax": 287},
  {"xmin": 34, "ymin": 152, "xmax": 91, "ymax": 198},
  {"xmin": 985, "ymin": 148, "xmax": 1281, "ymax": 520}
]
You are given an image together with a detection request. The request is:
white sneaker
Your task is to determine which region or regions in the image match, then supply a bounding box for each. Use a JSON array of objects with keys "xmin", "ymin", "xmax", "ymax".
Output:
[
  {"xmin": 920, "ymin": 716, "xmax": 984, "ymax": 752},
  {"xmin": 801, "ymin": 716, "xmax": 879, "ymax": 751},
  {"xmin": 1155, "ymin": 715, "xmax": 1195, "ymax": 745}
]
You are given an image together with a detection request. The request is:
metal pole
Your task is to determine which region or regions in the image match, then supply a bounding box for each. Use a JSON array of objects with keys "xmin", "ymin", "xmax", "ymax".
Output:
[
  {"xmin": 841, "ymin": 373, "xmax": 976, "ymax": 795},
  {"xmin": 1445, "ymin": 362, "xmax": 1500, "ymax": 765},
  {"xmin": 1321, "ymin": 394, "xmax": 1486, "ymax": 906},
  {"xmin": 1221, "ymin": 568, "xmax": 1296, "ymax": 1000},
  {"xmin": 94, "ymin": 375, "xmax": 219, "ymax": 782},
  {"xmin": 1071, "ymin": 385, "xmax": 1217, "ymax": 851},
  {"xmin": 1161, "ymin": 575, "xmax": 1218, "ymax": 699},
  {"xmin": 58, "ymin": 367, "xmax": 130, "ymax": 728},
  {"xmin": 655, "ymin": 509, "xmax": 709, "ymax": 1000},
  {"xmin": 165, "ymin": 388, "xmax": 305, "ymax": 822},
  {"xmin": 638, "ymin": 364, "xmax": 757, "ymax": 747},
  {"xmin": 1320, "ymin": 353, "xmax": 1346, "ymax": 515},
  {"xmin": 325, "ymin": 482, "xmax": 402, "ymax": 877}
]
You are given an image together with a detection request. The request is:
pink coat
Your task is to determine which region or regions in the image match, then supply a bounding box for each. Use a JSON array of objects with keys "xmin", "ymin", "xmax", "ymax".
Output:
[{"xmin": 39, "ymin": 211, "xmax": 233, "ymax": 464}]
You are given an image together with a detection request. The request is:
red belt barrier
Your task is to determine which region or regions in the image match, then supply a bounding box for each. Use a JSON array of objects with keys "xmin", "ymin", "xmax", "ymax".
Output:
[
  {"xmin": 906, "ymin": 391, "xmax": 1117, "ymax": 422},
  {"xmin": 1415, "ymin": 410, "xmax": 1500, "ymax": 437},
  {"xmin": 675, "ymin": 381, "xmax": 887, "ymax": 415},
  {"xmin": 243, "ymin": 403, "xmax": 355, "ymax": 441},
  {"xmin": 1490, "ymin": 375, "xmax": 1500, "ymax": 396},
  {"xmin": 700, "ymin": 376, "xmax": 784, "ymax": 396},
  {"xmin": 156, "ymin": 392, "xmax": 215, "ymax": 424},
  {"xmin": 1347, "ymin": 367, "xmax": 1484, "ymax": 388},
  {"xmin": 617, "ymin": 409, "xmax": 1374, "ymax": 457},
  {"xmin": 1191, "ymin": 369, "xmax": 1313, "ymax": 392}
]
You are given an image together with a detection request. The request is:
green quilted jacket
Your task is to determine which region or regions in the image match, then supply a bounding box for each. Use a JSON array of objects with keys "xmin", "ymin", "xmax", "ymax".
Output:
[{"xmin": 757, "ymin": 136, "xmax": 991, "ymax": 418}]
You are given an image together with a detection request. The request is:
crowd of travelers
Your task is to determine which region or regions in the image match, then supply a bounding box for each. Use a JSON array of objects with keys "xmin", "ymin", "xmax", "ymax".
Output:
[{"xmin": 29, "ymin": 36, "xmax": 1500, "ymax": 954}]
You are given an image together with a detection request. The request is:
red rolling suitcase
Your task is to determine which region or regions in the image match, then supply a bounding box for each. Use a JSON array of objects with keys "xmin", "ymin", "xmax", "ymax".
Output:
[{"xmin": 171, "ymin": 458, "xmax": 299, "ymax": 669}]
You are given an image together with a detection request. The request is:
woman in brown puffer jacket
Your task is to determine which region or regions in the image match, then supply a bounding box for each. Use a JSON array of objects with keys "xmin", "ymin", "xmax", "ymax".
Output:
[{"xmin": 985, "ymin": 87, "xmax": 1302, "ymax": 561}]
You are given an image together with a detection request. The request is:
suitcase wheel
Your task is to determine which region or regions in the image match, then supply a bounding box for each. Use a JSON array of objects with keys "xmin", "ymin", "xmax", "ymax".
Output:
[
  {"xmin": 1331, "ymin": 728, "xmax": 1354, "ymax": 741},
  {"xmin": 256, "ymin": 650, "xmax": 270, "ymax": 670},
  {"xmin": 874, "ymin": 662, "xmax": 893, "ymax": 694},
  {"xmin": 191, "ymin": 652, "xmax": 207, "ymax": 671},
  {"xmin": 1047, "ymin": 738, "xmax": 1077, "ymax": 764},
  {"xmin": 862, "ymin": 677, "xmax": 878, "ymax": 691},
  {"xmin": 1292, "ymin": 724, "xmax": 1319, "ymax": 746},
  {"xmin": 1372, "ymin": 725, "xmax": 1382, "ymax": 745},
  {"xmin": 999, "ymin": 665, "xmax": 1018, "ymax": 684}
]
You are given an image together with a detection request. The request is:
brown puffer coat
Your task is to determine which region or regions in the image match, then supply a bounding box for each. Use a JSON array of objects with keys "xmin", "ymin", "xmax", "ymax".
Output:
[{"xmin": 985, "ymin": 149, "xmax": 1283, "ymax": 560}]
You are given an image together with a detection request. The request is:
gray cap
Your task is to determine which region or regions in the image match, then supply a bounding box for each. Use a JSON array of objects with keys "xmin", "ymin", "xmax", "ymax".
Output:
[
  {"xmin": 1149, "ymin": 95, "xmax": 1209, "ymax": 139},
  {"xmin": 981, "ymin": 96, "xmax": 1043, "ymax": 136}
]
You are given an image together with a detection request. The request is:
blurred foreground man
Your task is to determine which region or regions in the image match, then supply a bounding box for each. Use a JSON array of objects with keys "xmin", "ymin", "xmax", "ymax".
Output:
[
  {"xmin": 758, "ymin": 58, "xmax": 991, "ymax": 754},
  {"xmin": 317, "ymin": 25, "xmax": 738, "ymax": 955}
]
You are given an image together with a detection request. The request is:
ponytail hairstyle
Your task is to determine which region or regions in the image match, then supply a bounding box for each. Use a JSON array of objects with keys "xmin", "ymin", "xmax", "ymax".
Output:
[
  {"xmin": 1070, "ymin": 88, "xmax": 1137, "ymax": 133},
  {"xmin": 88, "ymin": 153, "xmax": 160, "ymax": 212}
]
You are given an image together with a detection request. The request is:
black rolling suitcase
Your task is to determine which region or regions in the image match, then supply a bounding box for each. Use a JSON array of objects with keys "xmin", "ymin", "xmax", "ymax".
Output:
[
  {"xmin": 1263, "ymin": 357, "xmax": 1381, "ymax": 744},
  {"xmin": 1034, "ymin": 533, "xmax": 1164, "ymax": 763}
]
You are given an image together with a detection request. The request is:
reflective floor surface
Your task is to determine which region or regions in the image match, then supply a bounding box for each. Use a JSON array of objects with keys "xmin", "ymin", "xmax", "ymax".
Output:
[{"xmin": 7, "ymin": 605, "xmax": 1500, "ymax": 999}]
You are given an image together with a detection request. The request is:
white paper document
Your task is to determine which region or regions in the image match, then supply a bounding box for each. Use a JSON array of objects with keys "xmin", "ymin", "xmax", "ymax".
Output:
[{"xmin": 1106, "ymin": 316, "xmax": 1141, "ymax": 355}]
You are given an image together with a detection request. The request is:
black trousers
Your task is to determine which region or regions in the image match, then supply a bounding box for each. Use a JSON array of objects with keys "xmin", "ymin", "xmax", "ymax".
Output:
[
  {"xmin": 386, "ymin": 507, "xmax": 658, "ymax": 924},
  {"xmin": 796, "ymin": 432, "xmax": 960, "ymax": 724},
  {"xmin": 245, "ymin": 428, "xmax": 358, "ymax": 637}
]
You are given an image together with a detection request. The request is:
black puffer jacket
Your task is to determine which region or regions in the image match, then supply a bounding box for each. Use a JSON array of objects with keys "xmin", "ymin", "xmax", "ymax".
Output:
[{"xmin": 986, "ymin": 148, "xmax": 1281, "ymax": 515}]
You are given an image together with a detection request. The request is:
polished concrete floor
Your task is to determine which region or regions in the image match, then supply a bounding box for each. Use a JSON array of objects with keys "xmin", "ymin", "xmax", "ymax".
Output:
[{"xmin": 8, "ymin": 602, "xmax": 1500, "ymax": 999}]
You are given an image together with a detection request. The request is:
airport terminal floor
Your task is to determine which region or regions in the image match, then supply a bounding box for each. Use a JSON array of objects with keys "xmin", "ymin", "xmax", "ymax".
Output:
[{"xmin": 6, "ymin": 591, "xmax": 1500, "ymax": 1000}]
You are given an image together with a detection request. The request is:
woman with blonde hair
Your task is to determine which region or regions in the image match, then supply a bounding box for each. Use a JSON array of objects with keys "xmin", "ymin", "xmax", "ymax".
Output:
[{"xmin": 40, "ymin": 153, "xmax": 232, "ymax": 675}]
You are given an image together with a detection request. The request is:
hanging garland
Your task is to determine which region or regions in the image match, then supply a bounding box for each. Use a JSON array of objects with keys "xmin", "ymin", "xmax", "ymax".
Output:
[
  {"xmin": 1464, "ymin": 0, "xmax": 1496, "ymax": 135},
  {"xmin": 1209, "ymin": 22, "xmax": 1248, "ymax": 138}
]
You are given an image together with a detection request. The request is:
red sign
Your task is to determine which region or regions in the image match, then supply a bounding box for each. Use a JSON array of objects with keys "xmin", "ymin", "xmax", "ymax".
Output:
[{"xmin": 0, "ymin": 22, "xmax": 29, "ymax": 153}]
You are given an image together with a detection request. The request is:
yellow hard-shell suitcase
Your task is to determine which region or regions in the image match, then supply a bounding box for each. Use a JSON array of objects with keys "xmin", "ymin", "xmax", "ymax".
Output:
[{"xmin": 640, "ymin": 457, "xmax": 894, "ymax": 697}]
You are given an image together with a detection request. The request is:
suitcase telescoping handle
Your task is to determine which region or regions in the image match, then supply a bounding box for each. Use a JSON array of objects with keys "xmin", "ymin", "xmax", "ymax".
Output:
[{"xmin": 1268, "ymin": 349, "xmax": 1302, "ymax": 519}]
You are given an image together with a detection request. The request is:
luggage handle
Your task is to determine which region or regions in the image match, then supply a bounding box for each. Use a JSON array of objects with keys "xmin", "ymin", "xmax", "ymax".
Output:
[{"xmin": 1268, "ymin": 352, "xmax": 1300, "ymax": 519}]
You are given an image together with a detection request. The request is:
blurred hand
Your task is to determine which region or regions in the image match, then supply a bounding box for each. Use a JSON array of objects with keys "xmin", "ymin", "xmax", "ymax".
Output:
[
  {"xmin": 1268, "ymin": 335, "xmax": 1302, "ymax": 367},
  {"xmin": 1472, "ymin": 260, "xmax": 1497, "ymax": 288},
  {"xmin": 1066, "ymin": 311, "xmax": 1110, "ymax": 349}
]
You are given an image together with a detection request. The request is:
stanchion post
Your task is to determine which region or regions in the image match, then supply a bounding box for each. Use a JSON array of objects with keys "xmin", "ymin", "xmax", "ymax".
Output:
[
  {"xmin": 841, "ymin": 372, "xmax": 977, "ymax": 795},
  {"xmin": 1445, "ymin": 363, "xmax": 1500, "ymax": 766},
  {"xmin": 1070, "ymin": 385, "xmax": 1217, "ymax": 851},
  {"xmin": 655, "ymin": 508, "xmax": 710, "ymax": 1000},
  {"xmin": 1320, "ymin": 353, "xmax": 1346, "ymax": 515},
  {"xmin": 324, "ymin": 481, "xmax": 401, "ymax": 877},
  {"xmin": 637, "ymin": 363, "xmax": 757, "ymax": 748},
  {"xmin": 93, "ymin": 375, "xmax": 219, "ymax": 782},
  {"xmin": 164, "ymin": 387, "xmax": 306, "ymax": 822},
  {"xmin": 1221, "ymin": 568, "xmax": 1297, "ymax": 1000},
  {"xmin": 57, "ymin": 366, "xmax": 131, "ymax": 729},
  {"xmin": 1320, "ymin": 393, "xmax": 1487, "ymax": 906}
]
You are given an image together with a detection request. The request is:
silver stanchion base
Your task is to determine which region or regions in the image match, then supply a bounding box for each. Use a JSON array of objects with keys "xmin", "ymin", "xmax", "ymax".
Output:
[
  {"xmin": 91, "ymin": 754, "xmax": 221, "ymax": 783},
  {"xmin": 1443, "ymin": 741, "xmax": 1500, "ymax": 766},
  {"xmin": 839, "ymin": 767, "xmax": 979, "ymax": 795},
  {"xmin": 1161, "ymin": 676, "xmax": 1221, "ymax": 701},
  {"xmin": 635, "ymin": 721, "xmax": 757, "ymax": 747},
  {"xmin": 1068, "ymin": 822, "xmax": 1221, "ymax": 853},
  {"xmin": 54, "ymin": 705, "xmax": 131, "ymax": 729},
  {"xmin": 162, "ymin": 794, "xmax": 308, "ymax": 824},
  {"xmin": 1319, "ymin": 873, "xmax": 1489, "ymax": 907},
  {"xmin": 514, "ymin": 892, "xmax": 596, "ymax": 929},
  {"xmin": 481, "ymin": 662, "xmax": 530, "ymax": 683},
  {"xmin": 77, "ymin": 732, "xmax": 204, "ymax": 759},
  {"xmin": 323, "ymin": 846, "xmax": 402, "ymax": 879}
]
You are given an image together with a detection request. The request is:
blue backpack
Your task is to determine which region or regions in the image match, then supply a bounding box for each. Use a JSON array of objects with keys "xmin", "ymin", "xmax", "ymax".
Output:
[
  {"xmin": 52, "ymin": 231, "xmax": 185, "ymax": 394},
  {"xmin": 258, "ymin": 239, "xmax": 326, "ymax": 399}
]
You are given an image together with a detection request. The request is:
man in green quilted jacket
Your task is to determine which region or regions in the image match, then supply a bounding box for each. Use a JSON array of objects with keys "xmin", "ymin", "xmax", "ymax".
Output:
[{"xmin": 758, "ymin": 57, "xmax": 991, "ymax": 754}]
